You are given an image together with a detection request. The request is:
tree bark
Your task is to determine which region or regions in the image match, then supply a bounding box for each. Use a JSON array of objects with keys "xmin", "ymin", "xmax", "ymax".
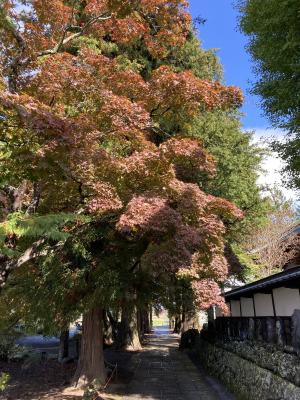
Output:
[
  {"xmin": 149, "ymin": 305, "xmax": 153, "ymax": 332},
  {"xmin": 181, "ymin": 311, "xmax": 200, "ymax": 333},
  {"xmin": 137, "ymin": 308, "xmax": 143, "ymax": 338},
  {"xmin": 142, "ymin": 308, "xmax": 151, "ymax": 334},
  {"xmin": 173, "ymin": 315, "xmax": 182, "ymax": 334},
  {"xmin": 73, "ymin": 307, "xmax": 106, "ymax": 387},
  {"xmin": 103, "ymin": 310, "xmax": 116, "ymax": 346},
  {"xmin": 181, "ymin": 311, "xmax": 189, "ymax": 333},
  {"xmin": 107, "ymin": 310, "xmax": 118, "ymax": 342},
  {"xmin": 58, "ymin": 330, "xmax": 69, "ymax": 362},
  {"xmin": 115, "ymin": 304, "xmax": 142, "ymax": 351}
]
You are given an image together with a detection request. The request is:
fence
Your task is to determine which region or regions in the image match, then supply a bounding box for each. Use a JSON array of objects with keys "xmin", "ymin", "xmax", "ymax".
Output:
[{"xmin": 202, "ymin": 316, "xmax": 294, "ymax": 349}]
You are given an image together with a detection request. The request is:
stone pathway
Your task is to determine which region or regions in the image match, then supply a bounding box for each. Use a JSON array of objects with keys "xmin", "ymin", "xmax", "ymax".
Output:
[{"xmin": 106, "ymin": 328, "xmax": 235, "ymax": 400}]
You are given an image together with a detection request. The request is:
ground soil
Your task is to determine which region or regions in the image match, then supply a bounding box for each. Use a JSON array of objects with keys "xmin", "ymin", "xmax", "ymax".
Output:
[
  {"xmin": 0, "ymin": 349, "xmax": 135, "ymax": 400},
  {"xmin": 0, "ymin": 359, "xmax": 77, "ymax": 400}
]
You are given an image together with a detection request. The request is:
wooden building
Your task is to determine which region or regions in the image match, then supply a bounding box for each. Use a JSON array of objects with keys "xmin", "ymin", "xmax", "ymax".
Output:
[{"xmin": 225, "ymin": 266, "xmax": 300, "ymax": 317}]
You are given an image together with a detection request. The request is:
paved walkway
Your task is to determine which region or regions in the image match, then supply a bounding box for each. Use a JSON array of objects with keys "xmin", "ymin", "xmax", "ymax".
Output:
[{"xmin": 106, "ymin": 328, "xmax": 235, "ymax": 400}]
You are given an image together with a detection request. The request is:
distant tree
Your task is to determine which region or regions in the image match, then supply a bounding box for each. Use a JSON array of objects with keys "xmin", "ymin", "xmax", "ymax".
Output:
[
  {"xmin": 237, "ymin": 0, "xmax": 300, "ymax": 190},
  {"xmin": 242, "ymin": 189, "xmax": 299, "ymax": 277},
  {"xmin": 187, "ymin": 110, "xmax": 268, "ymax": 240}
]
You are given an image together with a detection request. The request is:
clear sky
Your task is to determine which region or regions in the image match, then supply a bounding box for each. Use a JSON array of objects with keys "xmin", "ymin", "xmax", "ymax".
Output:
[{"xmin": 189, "ymin": 0, "xmax": 268, "ymax": 130}]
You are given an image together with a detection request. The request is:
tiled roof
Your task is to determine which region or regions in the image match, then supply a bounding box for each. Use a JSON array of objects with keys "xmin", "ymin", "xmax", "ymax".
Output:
[{"xmin": 225, "ymin": 266, "xmax": 300, "ymax": 300}]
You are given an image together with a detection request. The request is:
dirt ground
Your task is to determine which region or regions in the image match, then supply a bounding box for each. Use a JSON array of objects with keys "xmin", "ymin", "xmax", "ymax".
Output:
[
  {"xmin": 0, "ymin": 359, "xmax": 79, "ymax": 400},
  {"xmin": 0, "ymin": 350, "xmax": 135, "ymax": 400}
]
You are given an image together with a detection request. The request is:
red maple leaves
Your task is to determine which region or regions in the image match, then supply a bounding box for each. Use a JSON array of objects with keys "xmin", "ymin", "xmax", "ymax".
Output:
[{"xmin": 0, "ymin": 0, "xmax": 244, "ymax": 311}]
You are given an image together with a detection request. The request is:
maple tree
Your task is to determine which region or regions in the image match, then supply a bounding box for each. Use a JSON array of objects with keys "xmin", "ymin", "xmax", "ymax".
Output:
[{"xmin": 0, "ymin": 0, "xmax": 244, "ymax": 387}]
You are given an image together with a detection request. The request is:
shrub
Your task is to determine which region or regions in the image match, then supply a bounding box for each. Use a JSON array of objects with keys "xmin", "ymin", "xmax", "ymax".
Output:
[{"xmin": 0, "ymin": 373, "xmax": 9, "ymax": 392}]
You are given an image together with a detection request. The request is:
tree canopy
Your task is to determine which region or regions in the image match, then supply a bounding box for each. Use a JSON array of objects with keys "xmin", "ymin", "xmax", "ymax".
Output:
[
  {"xmin": 0, "ymin": 0, "xmax": 271, "ymax": 387},
  {"xmin": 0, "ymin": 0, "xmax": 248, "ymax": 385},
  {"xmin": 237, "ymin": 0, "xmax": 300, "ymax": 190}
]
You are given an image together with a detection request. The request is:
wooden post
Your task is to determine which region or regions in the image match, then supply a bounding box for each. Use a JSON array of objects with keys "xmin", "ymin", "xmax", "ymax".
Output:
[{"xmin": 271, "ymin": 290, "xmax": 277, "ymax": 317}]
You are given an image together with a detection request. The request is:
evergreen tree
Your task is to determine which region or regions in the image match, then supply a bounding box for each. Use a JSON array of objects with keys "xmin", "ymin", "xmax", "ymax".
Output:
[{"xmin": 237, "ymin": 0, "xmax": 300, "ymax": 191}]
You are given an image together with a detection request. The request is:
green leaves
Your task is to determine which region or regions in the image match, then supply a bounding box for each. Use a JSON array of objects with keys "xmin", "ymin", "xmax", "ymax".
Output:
[
  {"xmin": 0, "ymin": 212, "xmax": 91, "ymax": 250},
  {"xmin": 0, "ymin": 373, "xmax": 9, "ymax": 392},
  {"xmin": 238, "ymin": 0, "xmax": 300, "ymax": 189},
  {"xmin": 186, "ymin": 110, "xmax": 268, "ymax": 240}
]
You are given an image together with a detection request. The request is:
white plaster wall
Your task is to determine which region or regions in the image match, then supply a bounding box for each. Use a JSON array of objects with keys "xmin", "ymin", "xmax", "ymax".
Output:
[
  {"xmin": 254, "ymin": 293, "xmax": 274, "ymax": 316},
  {"xmin": 241, "ymin": 297, "xmax": 255, "ymax": 317},
  {"xmin": 231, "ymin": 300, "xmax": 241, "ymax": 317},
  {"xmin": 273, "ymin": 287, "xmax": 300, "ymax": 316}
]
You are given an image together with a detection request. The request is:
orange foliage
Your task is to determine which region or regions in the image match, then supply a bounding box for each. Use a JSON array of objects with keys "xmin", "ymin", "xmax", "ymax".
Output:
[{"xmin": 0, "ymin": 0, "xmax": 244, "ymax": 310}]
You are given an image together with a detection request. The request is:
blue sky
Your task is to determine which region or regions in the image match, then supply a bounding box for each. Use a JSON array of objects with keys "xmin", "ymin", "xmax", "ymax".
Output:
[{"xmin": 189, "ymin": 0, "xmax": 268, "ymax": 130}]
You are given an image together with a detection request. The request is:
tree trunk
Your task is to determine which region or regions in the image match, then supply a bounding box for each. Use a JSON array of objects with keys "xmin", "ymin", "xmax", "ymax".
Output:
[
  {"xmin": 106, "ymin": 310, "xmax": 118, "ymax": 344},
  {"xmin": 137, "ymin": 308, "xmax": 143, "ymax": 338},
  {"xmin": 173, "ymin": 315, "xmax": 182, "ymax": 334},
  {"xmin": 149, "ymin": 306, "xmax": 153, "ymax": 331},
  {"xmin": 103, "ymin": 310, "xmax": 113, "ymax": 346},
  {"xmin": 115, "ymin": 304, "xmax": 142, "ymax": 350},
  {"xmin": 143, "ymin": 308, "xmax": 151, "ymax": 334},
  {"xmin": 181, "ymin": 310, "xmax": 199, "ymax": 333},
  {"xmin": 73, "ymin": 307, "xmax": 106, "ymax": 388},
  {"xmin": 181, "ymin": 311, "xmax": 189, "ymax": 333},
  {"xmin": 58, "ymin": 330, "xmax": 69, "ymax": 362}
]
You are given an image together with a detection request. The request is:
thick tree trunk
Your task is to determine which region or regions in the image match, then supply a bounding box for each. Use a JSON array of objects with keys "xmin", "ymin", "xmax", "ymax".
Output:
[
  {"xmin": 173, "ymin": 315, "xmax": 182, "ymax": 334},
  {"xmin": 181, "ymin": 311, "xmax": 200, "ymax": 333},
  {"xmin": 115, "ymin": 304, "xmax": 142, "ymax": 350},
  {"xmin": 58, "ymin": 330, "xmax": 69, "ymax": 362},
  {"xmin": 107, "ymin": 310, "xmax": 118, "ymax": 342},
  {"xmin": 73, "ymin": 307, "xmax": 106, "ymax": 387},
  {"xmin": 143, "ymin": 308, "xmax": 151, "ymax": 334},
  {"xmin": 181, "ymin": 311, "xmax": 189, "ymax": 333}
]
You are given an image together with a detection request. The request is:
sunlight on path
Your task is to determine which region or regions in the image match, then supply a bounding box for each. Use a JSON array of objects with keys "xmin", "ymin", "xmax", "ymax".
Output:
[{"xmin": 105, "ymin": 326, "xmax": 235, "ymax": 400}]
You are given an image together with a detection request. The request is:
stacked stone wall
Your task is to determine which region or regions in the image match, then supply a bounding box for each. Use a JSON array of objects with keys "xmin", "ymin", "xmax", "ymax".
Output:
[{"xmin": 198, "ymin": 339, "xmax": 300, "ymax": 400}]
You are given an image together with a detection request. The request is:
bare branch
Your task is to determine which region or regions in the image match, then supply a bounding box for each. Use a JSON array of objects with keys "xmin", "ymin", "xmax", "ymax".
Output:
[
  {"xmin": 244, "ymin": 207, "xmax": 300, "ymax": 276},
  {"xmin": 3, "ymin": 15, "xmax": 27, "ymax": 93}
]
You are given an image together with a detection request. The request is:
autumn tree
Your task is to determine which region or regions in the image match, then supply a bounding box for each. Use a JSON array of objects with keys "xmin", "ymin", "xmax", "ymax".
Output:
[
  {"xmin": 142, "ymin": 25, "xmax": 268, "ymax": 241},
  {"xmin": 0, "ymin": 0, "xmax": 243, "ymax": 387}
]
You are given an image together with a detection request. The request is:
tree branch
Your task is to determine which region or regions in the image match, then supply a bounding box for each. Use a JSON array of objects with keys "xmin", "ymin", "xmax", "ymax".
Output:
[
  {"xmin": 0, "ymin": 239, "xmax": 45, "ymax": 290},
  {"xmin": 37, "ymin": 14, "xmax": 112, "ymax": 57},
  {"xmin": 26, "ymin": 182, "xmax": 42, "ymax": 215},
  {"xmin": 4, "ymin": 17, "xmax": 27, "ymax": 93}
]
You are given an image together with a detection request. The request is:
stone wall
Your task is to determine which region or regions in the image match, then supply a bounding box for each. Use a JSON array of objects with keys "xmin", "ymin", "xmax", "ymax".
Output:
[{"xmin": 197, "ymin": 339, "xmax": 300, "ymax": 400}]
